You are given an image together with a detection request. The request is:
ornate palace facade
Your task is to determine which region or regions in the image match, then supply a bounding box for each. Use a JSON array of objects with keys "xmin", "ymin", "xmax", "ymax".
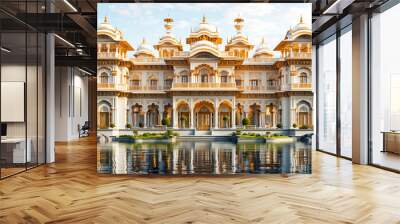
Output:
[{"xmin": 97, "ymin": 15, "xmax": 312, "ymax": 132}]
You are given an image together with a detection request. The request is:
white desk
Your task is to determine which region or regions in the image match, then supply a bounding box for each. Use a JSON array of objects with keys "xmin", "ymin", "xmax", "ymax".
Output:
[{"xmin": 1, "ymin": 138, "xmax": 31, "ymax": 163}]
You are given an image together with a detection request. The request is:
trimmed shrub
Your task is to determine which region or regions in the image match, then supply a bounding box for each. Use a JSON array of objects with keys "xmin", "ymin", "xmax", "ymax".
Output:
[
  {"xmin": 126, "ymin": 124, "xmax": 132, "ymax": 129},
  {"xmin": 139, "ymin": 122, "xmax": 144, "ymax": 128},
  {"xmin": 299, "ymin": 125, "xmax": 309, "ymax": 129},
  {"xmin": 133, "ymin": 130, "xmax": 139, "ymax": 136},
  {"xmin": 292, "ymin": 123, "xmax": 297, "ymax": 128},
  {"xmin": 161, "ymin": 117, "xmax": 171, "ymax": 126},
  {"xmin": 110, "ymin": 123, "xmax": 116, "ymax": 128},
  {"xmin": 242, "ymin": 117, "xmax": 250, "ymax": 126},
  {"xmin": 276, "ymin": 123, "xmax": 282, "ymax": 129},
  {"xmin": 265, "ymin": 131, "xmax": 271, "ymax": 137}
]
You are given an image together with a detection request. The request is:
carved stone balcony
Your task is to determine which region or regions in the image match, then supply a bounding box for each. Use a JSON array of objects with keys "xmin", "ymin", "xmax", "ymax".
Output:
[
  {"xmin": 97, "ymin": 52, "xmax": 124, "ymax": 60},
  {"xmin": 171, "ymin": 82, "xmax": 238, "ymax": 91},
  {"xmin": 97, "ymin": 83, "xmax": 116, "ymax": 90},
  {"xmin": 128, "ymin": 85, "xmax": 165, "ymax": 92},
  {"xmin": 291, "ymin": 83, "xmax": 312, "ymax": 90},
  {"xmin": 283, "ymin": 52, "xmax": 312, "ymax": 60}
]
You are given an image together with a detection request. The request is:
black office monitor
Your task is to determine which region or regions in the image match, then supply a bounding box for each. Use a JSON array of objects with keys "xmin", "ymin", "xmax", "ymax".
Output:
[{"xmin": 1, "ymin": 123, "xmax": 7, "ymax": 137}]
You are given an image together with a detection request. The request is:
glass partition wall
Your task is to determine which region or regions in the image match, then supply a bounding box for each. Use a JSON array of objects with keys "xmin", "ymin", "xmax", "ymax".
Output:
[
  {"xmin": 316, "ymin": 25, "xmax": 353, "ymax": 159},
  {"xmin": 370, "ymin": 3, "xmax": 400, "ymax": 171},
  {"xmin": 0, "ymin": 2, "xmax": 46, "ymax": 179},
  {"xmin": 317, "ymin": 35, "xmax": 337, "ymax": 155}
]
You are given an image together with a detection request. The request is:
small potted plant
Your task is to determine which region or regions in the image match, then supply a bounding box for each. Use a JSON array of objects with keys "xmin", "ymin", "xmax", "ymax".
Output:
[
  {"xmin": 161, "ymin": 117, "xmax": 171, "ymax": 127},
  {"xmin": 126, "ymin": 123, "xmax": 132, "ymax": 129},
  {"xmin": 139, "ymin": 122, "xmax": 144, "ymax": 128},
  {"xmin": 222, "ymin": 115, "xmax": 230, "ymax": 128},
  {"xmin": 110, "ymin": 123, "xmax": 116, "ymax": 129},
  {"xmin": 276, "ymin": 123, "xmax": 282, "ymax": 129},
  {"xmin": 292, "ymin": 123, "xmax": 297, "ymax": 129},
  {"xmin": 242, "ymin": 117, "xmax": 250, "ymax": 128}
]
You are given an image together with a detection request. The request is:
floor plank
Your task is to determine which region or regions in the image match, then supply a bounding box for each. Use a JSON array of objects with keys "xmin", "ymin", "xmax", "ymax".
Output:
[{"xmin": 0, "ymin": 136, "xmax": 400, "ymax": 224}]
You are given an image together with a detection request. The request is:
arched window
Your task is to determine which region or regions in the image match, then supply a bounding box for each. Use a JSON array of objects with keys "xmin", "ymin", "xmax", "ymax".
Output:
[
  {"xmin": 220, "ymin": 71, "xmax": 228, "ymax": 83},
  {"xmin": 200, "ymin": 69, "xmax": 208, "ymax": 83},
  {"xmin": 299, "ymin": 72, "xmax": 308, "ymax": 83},
  {"xmin": 100, "ymin": 72, "xmax": 110, "ymax": 83},
  {"xmin": 148, "ymin": 75, "xmax": 158, "ymax": 90}
]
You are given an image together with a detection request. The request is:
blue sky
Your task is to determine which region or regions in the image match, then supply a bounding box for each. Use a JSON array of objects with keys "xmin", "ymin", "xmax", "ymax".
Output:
[{"xmin": 98, "ymin": 3, "xmax": 311, "ymax": 56}]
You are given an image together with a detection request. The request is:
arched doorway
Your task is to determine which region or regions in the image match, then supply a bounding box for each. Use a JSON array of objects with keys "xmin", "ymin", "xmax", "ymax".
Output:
[
  {"xmin": 131, "ymin": 104, "xmax": 142, "ymax": 127},
  {"xmin": 98, "ymin": 102, "xmax": 111, "ymax": 129},
  {"xmin": 177, "ymin": 102, "xmax": 190, "ymax": 128},
  {"xmin": 296, "ymin": 101, "xmax": 312, "ymax": 127},
  {"xmin": 194, "ymin": 101, "xmax": 214, "ymax": 130},
  {"xmin": 147, "ymin": 104, "xmax": 159, "ymax": 127},
  {"xmin": 219, "ymin": 102, "xmax": 232, "ymax": 128},
  {"xmin": 249, "ymin": 104, "xmax": 261, "ymax": 127}
]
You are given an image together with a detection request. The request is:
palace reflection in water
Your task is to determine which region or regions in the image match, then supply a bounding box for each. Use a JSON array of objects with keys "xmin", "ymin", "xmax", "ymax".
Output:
[{"xmin": 97, "ymin": 141, "xmax": 311, "ymax": 175}]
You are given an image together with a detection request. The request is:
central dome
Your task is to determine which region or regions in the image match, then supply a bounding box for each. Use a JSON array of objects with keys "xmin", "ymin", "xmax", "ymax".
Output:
[{"xmin": 192, "ymin": 16, "xmax": 218, "ymax": 33}]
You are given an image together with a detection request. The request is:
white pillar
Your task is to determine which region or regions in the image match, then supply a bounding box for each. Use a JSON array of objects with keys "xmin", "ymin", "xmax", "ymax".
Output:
[
  {"xmin": 173, "ymin": 101, "xmax": 178, "ymax": 128},
  {"xmin": 214, "ymin": 99, "xmax": 219, "ymax": 129},
  {"xmin": 352, "ymin": 14, "xmax": 369, "ymax": 164},
  {"xmin": 143, "ymin": 110, "xmax": 147, "ymax": 128},
  {"xmin": 190, "ymin": 98, "xmax": 194, "ymax": 129},
  {"xmin": 46, "ymin": 32, "xmax": 55, "ymax": 163},
  {"xmin": 231, "ymin": 108, "xmax": 236, "ymax": 128}
]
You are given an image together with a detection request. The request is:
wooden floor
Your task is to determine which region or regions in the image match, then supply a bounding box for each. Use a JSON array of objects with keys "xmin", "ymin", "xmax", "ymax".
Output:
[{"xmin": 1, "ymin": 137, "xmax": 400, "ymax": 224}]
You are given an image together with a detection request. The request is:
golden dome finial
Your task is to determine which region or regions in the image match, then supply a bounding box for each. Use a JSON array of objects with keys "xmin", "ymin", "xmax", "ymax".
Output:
[
  {"xmin": 234, "ymin": 14, "xmax": 244, "ymax": 33},
  {"xmin": 261, "ymin": 37, "xmax": 265, "ymax": 45},
  {"xmin": 104, "ymin": 16, "xmax": 109, "ymax": 23},
  {"xmin": 164, "ymin": 15, "xmax": 173, "ymax": 32},
  {"xmin": 300, "ymin": 15, "xmax": 304, "ymax": 23},
  {"xmin": 141, "ymin": 38, "xmax": 146, "ymax": 45}
]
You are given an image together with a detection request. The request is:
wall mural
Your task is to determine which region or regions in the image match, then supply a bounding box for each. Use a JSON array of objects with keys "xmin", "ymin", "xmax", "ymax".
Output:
[{"xmin": 97, "ymin": 3, "xmax": 313, "ymax": 175}]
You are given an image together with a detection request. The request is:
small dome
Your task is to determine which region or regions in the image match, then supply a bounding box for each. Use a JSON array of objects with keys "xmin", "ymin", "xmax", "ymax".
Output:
[
  {"xmin": 192, "ymin": 16, "xmax": 218, "ymax": 33},
  {"xmin": 293, "ymin": 15, "xmax": 310, "ymax": 31},
  {"xmin": 135, "ymin": 38, "xmax": 156, "ymax": 57},
  {"xmin": 253, "ymin": 38, "xmax": 274, "ymax": 57},
  {"xmin": 98, "ymin": 16, "xmax": 115, "ymax": 32}
]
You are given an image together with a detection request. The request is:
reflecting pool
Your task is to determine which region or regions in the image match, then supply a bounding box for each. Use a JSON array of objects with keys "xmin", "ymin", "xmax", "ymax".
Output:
[{"xmin": 97, "ymin": 141, "xmax": 311, "ymax": 175}]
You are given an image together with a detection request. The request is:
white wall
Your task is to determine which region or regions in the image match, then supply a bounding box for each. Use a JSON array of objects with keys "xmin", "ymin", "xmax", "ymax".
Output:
[{"xmin": 55, "ymin": 67, "xmax": 89, "ymax": 141}]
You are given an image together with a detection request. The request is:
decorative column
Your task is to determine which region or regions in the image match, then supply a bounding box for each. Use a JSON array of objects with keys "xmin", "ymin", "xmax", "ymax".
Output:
[
  {"xmin": 260, "ymin": 110, "xmax": 266, "ymax": 128},
  {"xmin": 190, "ymin": 99, "xmax": 194, "ymax": 129},
  {"xmin": 231, "ymin": 108, "xmax": 236, "ymax": 129},
  {"xmin": 158, "ymin": 110, "xmax": 164, "ymax": 125},
  {"xmin": 173, "ymin": 101, "xmax": 178, "ymax": 128},
  {"xmin": 214, "ymin": 98, "xmax": 219, "ymax": 129}
]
